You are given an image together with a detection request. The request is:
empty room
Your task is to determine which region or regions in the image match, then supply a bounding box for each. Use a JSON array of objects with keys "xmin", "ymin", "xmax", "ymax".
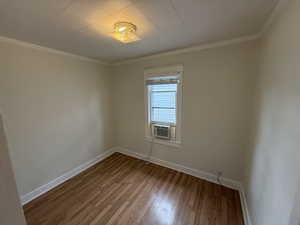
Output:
[{"xmin": 1, "ymin": 0, "xmax": 300, "ymax": 225}]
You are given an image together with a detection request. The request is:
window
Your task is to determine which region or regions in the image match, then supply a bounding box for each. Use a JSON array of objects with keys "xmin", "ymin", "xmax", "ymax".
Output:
[
  {"xmin": 144, "ymin": 65, "xmax": 182, "ymax": 147},
  {"xmin": 150, "ymin": 83, "xmax": 177, "ymax": 124}
]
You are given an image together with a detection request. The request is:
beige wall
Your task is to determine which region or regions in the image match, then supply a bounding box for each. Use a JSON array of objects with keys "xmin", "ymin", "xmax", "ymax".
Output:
[
  {"xmin": 0, "ymin": 114, "xmax": 27, "ymax": 225},
  {"xmin": 0, "ymin": 40, "xmax": 114, "ymax": 196},
  {"xmin": 2, "ymin": 3, "xmax": 300, "ymax": 224},
  {"xmin": 112, "ymin": 41, "xmax": 258, "ymax": 181},
  {"xmin": 244, "ymin": 0, "xmax": 300, "ymax": 224}
]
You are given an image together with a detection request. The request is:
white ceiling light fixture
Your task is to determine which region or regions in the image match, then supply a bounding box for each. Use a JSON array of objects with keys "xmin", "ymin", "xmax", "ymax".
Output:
[{"xmin": 113, "ymin": 22, "xmax": 140, "ymax": 43}]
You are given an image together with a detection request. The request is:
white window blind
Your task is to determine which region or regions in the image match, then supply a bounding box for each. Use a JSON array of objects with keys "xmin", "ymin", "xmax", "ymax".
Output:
[
  {"xmin": 145, "ymin": 76, "xmax": 180, "ymax": 85},
  {"xmin": 149, "ymin": 83, "xmax": 177, "ymax": 124}
]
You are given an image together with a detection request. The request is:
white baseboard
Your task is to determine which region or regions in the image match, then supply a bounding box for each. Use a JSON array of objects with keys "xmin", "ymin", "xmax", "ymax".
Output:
[
  {"xmin": 20, "ymin": 146, "xmax": 252, "ymax": 225},
  {"xmin": 238, "ymin": 186, "xmax": 252, "ymax": 225},
  {"xmin": 114, "ymin": 146, "xmax": 241, "ymax": 190},
  {"xmin": 21, "ymin": 149, "xmax": 114, "ymax": 205}
]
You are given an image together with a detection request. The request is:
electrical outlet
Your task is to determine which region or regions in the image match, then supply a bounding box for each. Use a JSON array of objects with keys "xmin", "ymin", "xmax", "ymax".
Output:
[{"xmin": 216, "ymin": 171, "xmax": 223, "ymax": 184}]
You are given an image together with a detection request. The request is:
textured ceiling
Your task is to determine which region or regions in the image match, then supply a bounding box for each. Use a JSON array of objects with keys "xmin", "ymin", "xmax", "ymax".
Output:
[{"xmin": 0, "ymin": 0, "xmax": 278, "ymax": 62}]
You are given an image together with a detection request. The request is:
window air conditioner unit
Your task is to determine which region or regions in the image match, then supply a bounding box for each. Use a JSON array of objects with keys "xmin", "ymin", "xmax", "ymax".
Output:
[{"xmin": 152, "ymin": 124, "xmax": 171, "ymax": 140}]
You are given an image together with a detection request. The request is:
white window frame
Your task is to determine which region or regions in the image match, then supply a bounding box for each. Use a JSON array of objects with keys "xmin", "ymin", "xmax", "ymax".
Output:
[{"xmin": 144, "ymin": 65, "xmax": 183, "ymax": 148}]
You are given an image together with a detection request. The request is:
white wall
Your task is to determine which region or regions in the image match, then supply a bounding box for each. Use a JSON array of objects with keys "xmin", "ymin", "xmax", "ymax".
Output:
[
  {"xmin": 0, "ymin": 114, "xmax": 27, "ymax": 225},
  {"xmin": 112, "ymin": 41, "xmax": 258, "ymax": 181},
  {"xmin": 0, "ymin": 39, "xmax": 114, "ymax": 196},
  {"xmin": 244, "ymin": 0, "xmax": 300, "ymax": 224}
]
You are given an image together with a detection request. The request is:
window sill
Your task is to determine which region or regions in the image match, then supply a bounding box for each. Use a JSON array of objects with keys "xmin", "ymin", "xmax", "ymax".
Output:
[{"xmin": 144, "ymin": 136, "xmax": 181, "ymax": 148}]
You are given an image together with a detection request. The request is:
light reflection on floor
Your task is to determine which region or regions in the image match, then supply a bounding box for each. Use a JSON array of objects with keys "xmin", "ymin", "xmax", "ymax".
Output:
[{"xmin": 151, "ymin": 194, "xmax": 175, "ymax": 225}]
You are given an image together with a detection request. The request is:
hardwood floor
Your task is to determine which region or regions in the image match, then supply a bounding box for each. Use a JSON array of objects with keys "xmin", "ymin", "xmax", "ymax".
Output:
[{"xmin": 24, "ymin": 153, "xmax": 244, "ymax": 225}]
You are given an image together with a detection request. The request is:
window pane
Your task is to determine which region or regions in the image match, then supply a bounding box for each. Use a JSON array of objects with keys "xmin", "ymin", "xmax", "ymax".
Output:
[
  {"xmin": 152, "ymin": 108, "xmax": 176, "ymax": 123},
  {"xmin": 151, "ymin": 84, "xmax": 177, "ymax": 92},
  {"xmin": 149, "ymin": 83, "xmax": 177, "ymax": 124},
  {"xmin": 151, "ymin": 92, "xmax": 176, "ymax": 108}
]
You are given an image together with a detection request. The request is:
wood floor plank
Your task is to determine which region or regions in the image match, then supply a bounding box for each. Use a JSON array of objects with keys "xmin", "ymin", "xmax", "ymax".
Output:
[{"xmin": 24, "ymin": 153, "xmax": 244, "ymax": 225}]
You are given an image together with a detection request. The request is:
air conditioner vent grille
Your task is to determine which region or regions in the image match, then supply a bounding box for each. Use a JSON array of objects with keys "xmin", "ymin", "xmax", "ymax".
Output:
[{"xmin": 153, "ymin": 124, "xmax": 171, "ymax": 140}]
